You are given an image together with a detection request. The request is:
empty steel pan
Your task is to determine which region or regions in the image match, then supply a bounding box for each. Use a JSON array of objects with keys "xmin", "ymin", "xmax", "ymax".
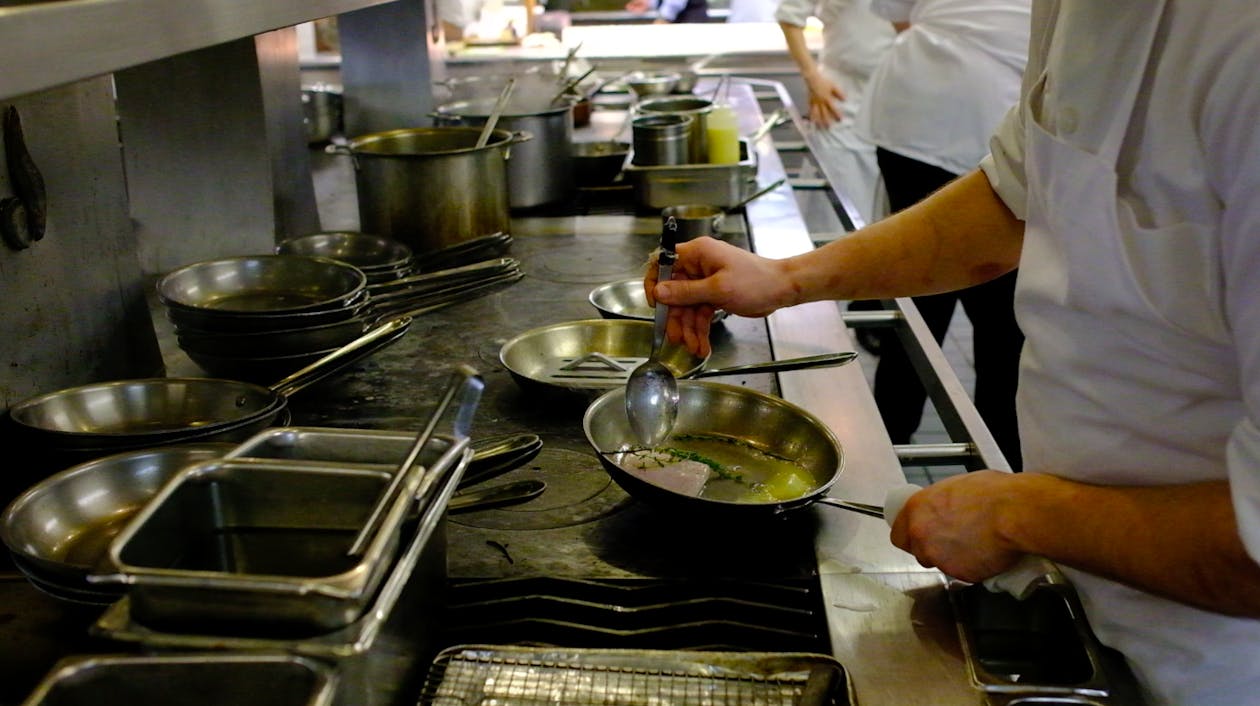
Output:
[
  {"xmin": 7, "ymin": 317, "xmax": 412, "ymax": 451},
  {"xmin": 276, "ymin": 232, "xmax": 414, "ymax": 274},
  {"xmin": 157, "ymin": 255, "xmax": 368, "ymax": 319}
]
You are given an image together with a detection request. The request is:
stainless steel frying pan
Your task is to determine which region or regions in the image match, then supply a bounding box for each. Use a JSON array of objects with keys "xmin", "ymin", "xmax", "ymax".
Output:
[
  {"xmin": 583, "ymin": 380, "xmax": 849, "ymax": 518},
  {"xmin": 7, "ymin": 317, "xmax": 412, "ymax": 452},
  {"xmin": 499, "ymin": 319, "xmax": 855, "ymax": 393}
]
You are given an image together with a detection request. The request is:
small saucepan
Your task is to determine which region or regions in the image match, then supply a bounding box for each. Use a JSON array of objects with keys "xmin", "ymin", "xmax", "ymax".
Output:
[
  {"xmin": 583, "ymin": 380, "xmax": 875, "ymax": 519},
  {"xmin": 499, "ymin": 319, "xmax": 855, "ymax": 394}
]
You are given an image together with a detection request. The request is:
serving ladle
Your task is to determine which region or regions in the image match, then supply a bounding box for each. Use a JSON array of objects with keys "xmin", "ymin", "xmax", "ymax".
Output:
[{"xmin": 625, "ymin": 218, "xmax": 681, "ymax": 448}]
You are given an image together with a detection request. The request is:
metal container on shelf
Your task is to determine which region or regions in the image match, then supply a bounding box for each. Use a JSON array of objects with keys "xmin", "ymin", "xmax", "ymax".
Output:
[
  {"xmin": 635, "ymin": 95, "xmax": 714, "ymax": 163},
  {"xmin": 625, "ymin": 139, "xmax": 757, "ymax": 209},
  {"xmin": 630, "ymin": 114, "xmax": 692, "ymax": 167}
]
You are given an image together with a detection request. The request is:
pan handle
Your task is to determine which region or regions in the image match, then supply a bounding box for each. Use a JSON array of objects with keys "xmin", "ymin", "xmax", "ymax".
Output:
[
  {"xmin": 690, "ymin": 351, "xmax": 857, "ymax": 379},
  {"xmin": 267, "ymin": 316, "xmax": 412, "ymax": 398}
]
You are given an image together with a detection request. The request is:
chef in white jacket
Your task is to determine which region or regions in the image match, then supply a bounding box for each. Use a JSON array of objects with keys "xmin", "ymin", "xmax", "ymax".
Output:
[
  {"xmin": 855, "ymin": 0, "xmax": 1030, "ymax": 470},
  {"xmin": 776, "ymin": 0, "xmax": 894, "ymax": 225},
  {"xmin": 646, "ymin": 2, "xmax": 1260, "ymax": 703}
]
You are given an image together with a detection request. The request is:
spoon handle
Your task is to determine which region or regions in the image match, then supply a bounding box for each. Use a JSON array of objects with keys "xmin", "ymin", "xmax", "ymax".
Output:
[
  {"xmin": 652, "ymin": 219, "xmax": 679, "ymax": 354},
  {"xmin": 691, "ymin": 351, "xmax": 857, "ymax": 378}
]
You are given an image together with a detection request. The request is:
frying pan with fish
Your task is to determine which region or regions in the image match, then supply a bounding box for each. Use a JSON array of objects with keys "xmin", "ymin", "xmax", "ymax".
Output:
[{"xmin": 583, "ymin": 380, "xmax": 881, "ymax": 519}]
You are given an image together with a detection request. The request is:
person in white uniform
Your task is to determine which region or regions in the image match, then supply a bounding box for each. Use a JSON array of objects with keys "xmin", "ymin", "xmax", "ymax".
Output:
[
  {"xmin": 643, "ymin": 2, "xmax": 1260, "ymax": 703},
  {"xmin": 776, "ymin": 0, "xmax": 894, "ymax": 226},
  {"xmin": 856, "ymin": 0, "xmax": 1030, "ymax": 470}
]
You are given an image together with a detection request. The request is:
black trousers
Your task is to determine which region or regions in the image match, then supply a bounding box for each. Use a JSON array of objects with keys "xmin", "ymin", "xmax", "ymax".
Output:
[{"xmin": 869, "ymin": 147, "xmax": 1024, "ymax": 470}]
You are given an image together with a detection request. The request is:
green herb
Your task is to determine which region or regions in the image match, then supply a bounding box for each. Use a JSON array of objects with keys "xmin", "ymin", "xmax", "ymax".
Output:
[{"xmin": 657, "ymin": 446, "xmax": 746, "ymax": 484}]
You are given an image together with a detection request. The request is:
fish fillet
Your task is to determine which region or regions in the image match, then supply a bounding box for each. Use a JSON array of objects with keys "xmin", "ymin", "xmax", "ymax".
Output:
[{"xmin": 617, "ymin": 451, "xmax": 713, "ymax": 497}]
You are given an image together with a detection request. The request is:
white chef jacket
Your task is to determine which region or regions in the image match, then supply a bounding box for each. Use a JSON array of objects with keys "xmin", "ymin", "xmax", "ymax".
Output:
[
  {"xmin": 775, "ymin": 0, "xmax": 895, "ymax": 225},
  {"xmin": 856, "ymin": 0, "xmax": 1030, "ymax": 175},
  {"xmin": 980, "ymin": 2, "xmax": 1260, "ymax": 704},
  {"xmin": 774, "ymin": 0, "xmax": 894, "ymax": 109}
]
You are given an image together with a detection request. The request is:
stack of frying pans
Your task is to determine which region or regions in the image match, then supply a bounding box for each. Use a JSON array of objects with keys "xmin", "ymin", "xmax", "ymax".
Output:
[
  {"xmin": 159, "ymin": 248, "xmax": 523, "ymax": 382},
  {"xmin": 276, "ymin": 231, "xmax": 416, "ymax": 285}
]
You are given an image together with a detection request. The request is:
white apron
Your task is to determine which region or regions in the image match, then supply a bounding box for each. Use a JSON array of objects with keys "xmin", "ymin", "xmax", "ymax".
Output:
[{"xmin": 1016, "ymin": 3, "xmax": 1260, "ymax": 704}]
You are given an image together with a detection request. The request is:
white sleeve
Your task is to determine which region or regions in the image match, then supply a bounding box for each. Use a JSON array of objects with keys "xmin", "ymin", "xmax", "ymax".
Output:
[
  {"xmin": 1211, "ymin": 28, "xmax": 1260, "ymax": 563},
  {"xmin": 978, "ymin": 101, "xmax": 1029, "ymax": 221},
  {"xmin": 774, "ymin": 0, "xmax": 815, "ymax": 27}
]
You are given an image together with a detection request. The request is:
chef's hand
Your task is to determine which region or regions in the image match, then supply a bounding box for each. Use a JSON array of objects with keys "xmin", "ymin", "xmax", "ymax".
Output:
[
  {"xmin": 645, "ymin": 236, "xmax": 798, "ymax": 357},
  {"xmin": 888, "ymin": 470, "xmax": 1029, "ymax": 583},
  {"xmin": 803, "ymin": 71, "xmax": 846, "ymax": 128}
]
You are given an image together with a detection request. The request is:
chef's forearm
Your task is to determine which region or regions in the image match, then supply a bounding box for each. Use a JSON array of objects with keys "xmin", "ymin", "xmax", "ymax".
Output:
[
  {"xmin": 780, "ymin": 169, "xmax": 1025, "ymax": 305},
  {"xmin": 1000, "ymin": 474, "xmax": 1260, "ymax": 617},
  {"xmin": 779, "ymin": 22, "xmax": 819, "ymax": 82}
]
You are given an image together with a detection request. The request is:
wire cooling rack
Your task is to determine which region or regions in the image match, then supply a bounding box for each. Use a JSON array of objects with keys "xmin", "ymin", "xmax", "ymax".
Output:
[{"xmin": 417, "ymin": 645, "xmax": 851, "ymax": 706}]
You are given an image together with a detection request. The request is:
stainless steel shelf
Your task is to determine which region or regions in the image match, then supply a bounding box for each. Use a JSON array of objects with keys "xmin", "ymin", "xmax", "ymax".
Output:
[{"xmin": 0, "ymin": 0, "xmax": 396, "ymax": 101}]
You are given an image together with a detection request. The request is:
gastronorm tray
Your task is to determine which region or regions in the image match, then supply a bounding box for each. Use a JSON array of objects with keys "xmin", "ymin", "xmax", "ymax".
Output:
[
  {"xmin": 416, "ymin": 645, "xmax": 854, "ymax": 706},
  {"xmin": 92, "ymin": 442, "xmax": 466, "ymax": 706},
  {"xmin": 93, "ymin": 434, "xmax": 467, "ymax": 634},
  {"xmin": 624, "ymin": 139, "xmax": 757, "ymax": 209},
  {"xmin": 20, "ymin": 653, "xmax": 337, "ymax": 706}
]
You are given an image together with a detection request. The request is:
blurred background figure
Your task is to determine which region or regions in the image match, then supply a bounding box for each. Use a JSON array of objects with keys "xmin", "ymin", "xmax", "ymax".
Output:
[
  {"xmin": 854, "ymin": 0, "xmax": 1031, "ymax": 468},
  {"xmin": 625, "ymin": 0, "xmax": 710, "ymax": 23},
  {"xmin": 726, "ymin": 0, "xmax": 779, "ymax": 22},
  {"xmin": 776, "ymin": 0, "xmax": 894, "ymax": 227}
]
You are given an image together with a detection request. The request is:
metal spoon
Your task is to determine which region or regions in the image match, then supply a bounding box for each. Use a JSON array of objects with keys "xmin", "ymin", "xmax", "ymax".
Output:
[
  {"xmin": 625, "ymin": 218, "xmax": 681, "ymax": 448},
  {"xmin": 475, "ymin": 77, "xmax": 516, "ymax": 149}
]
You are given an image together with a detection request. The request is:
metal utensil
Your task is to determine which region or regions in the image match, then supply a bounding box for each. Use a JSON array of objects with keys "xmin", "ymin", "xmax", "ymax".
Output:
[
  {"xmin": 460, "ymin": 433, "xmax": 544, "ymax": 488},
  {"xmin": 347, "ymin": 365, "xmax": 484, "ymax": 556},
  {"xmin": 448, "ymin": 479, "xmax": 546, "ymax": 513},
  {"xmin": 728, "ymin": 176, "xmax": 786, "ymax": 211},
  {"xmin": 624, "ymin": 218, "xmax": 681, "ymax": 447},
  {"xmin": 475, "ymin": 78, "xmax": 516, "ymax": 149},
  {"xmin": 551, "ymin": 66, "xmax": 597, "ymax": 105}
]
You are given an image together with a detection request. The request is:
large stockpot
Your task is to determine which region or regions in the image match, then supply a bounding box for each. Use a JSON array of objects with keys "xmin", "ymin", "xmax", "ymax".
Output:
[
  {"xmin": 434, "ymin": 98, "xmax": 575, "ymax": 209},
  {"xmin": 331, "ymin": 127, "xmax": 523, "ymax": 256}
]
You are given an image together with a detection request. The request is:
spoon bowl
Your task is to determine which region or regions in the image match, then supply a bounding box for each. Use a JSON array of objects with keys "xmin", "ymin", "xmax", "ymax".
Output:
[{"xmin": 625, "ymin": 360, "xmax": 679, "ymax": 447}]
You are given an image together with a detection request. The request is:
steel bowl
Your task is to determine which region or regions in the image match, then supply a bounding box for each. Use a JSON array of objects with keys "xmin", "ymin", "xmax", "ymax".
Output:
[
  {"xmin": 276, "ymin": 232, "xmax": 414, "ymax": 274},
  {"xmin": 625, "ymin": 70, "xmax": 681, "ymax": 98},
  {"xmin": 157, "ymin": 255, "xmax": 368, "ymax": 316},
  {"xmin": 572, "ymin": 141, "xmax": 630, "ymax": 185},
  {"xmin": 587, "ymin": 278, "xmax": 727, "ymax": 324},
  {"xmin": 588, "ymin": 278, "xmax": 652, "ymax": 321},
  {"xmin": 0, "ymin": 443, "xmax": 233, "ymax": 603}
]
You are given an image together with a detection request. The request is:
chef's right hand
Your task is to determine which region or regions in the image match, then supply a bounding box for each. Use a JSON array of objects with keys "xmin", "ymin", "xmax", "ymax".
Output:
[{"xmin": 646, "ymin": 236, "xmax": 798, "ymax": 357}]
